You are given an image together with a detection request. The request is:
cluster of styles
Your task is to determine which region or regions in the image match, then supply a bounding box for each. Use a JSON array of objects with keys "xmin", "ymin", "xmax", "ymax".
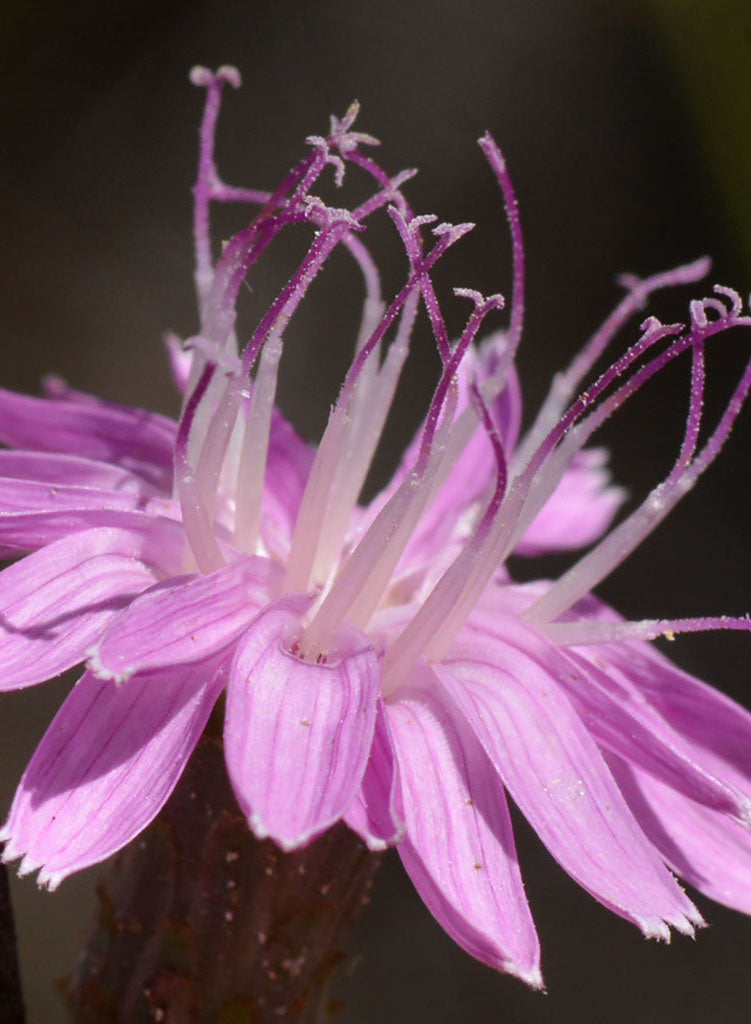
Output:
[{"xmin": 2, "ymin": 66, "xmax": 751, "ymax": 988}]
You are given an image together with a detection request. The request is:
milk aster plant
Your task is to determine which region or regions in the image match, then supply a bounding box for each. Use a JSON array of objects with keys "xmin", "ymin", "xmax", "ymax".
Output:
[{"xmin": 2, "ymin": 66, "xmax": 751, "ymax": 989}]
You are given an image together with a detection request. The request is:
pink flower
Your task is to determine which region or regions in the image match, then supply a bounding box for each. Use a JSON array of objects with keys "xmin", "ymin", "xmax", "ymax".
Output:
[{"xmin": 3, "ymin": 66, "xmax": 751, "ymax": 988}]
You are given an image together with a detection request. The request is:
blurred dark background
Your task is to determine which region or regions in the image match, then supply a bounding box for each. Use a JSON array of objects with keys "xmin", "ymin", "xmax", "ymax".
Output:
[{"xmin": 1, "ymin": 1, "xmax": 751, "ymax": 1021}]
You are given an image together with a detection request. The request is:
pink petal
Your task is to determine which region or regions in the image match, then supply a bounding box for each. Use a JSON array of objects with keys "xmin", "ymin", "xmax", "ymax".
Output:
[
  {"xmin": 483, "ymin": 587, "xmax": 750, "ymax": 820},
  {"xmin": 571, "ymin": 609, "xmax": 751, "ymax": 796},
  {"xmin": 0, "ymin": 658, "xmax": 226, "ymax": 889},
  {"xmin": 552, "ymin": 645, "xmax": 751, "ymax": 822},
  {"xmin": 224, "ymin": 599, "xmax": 379, "ymax": 850},
  {"xmin": 437, "ymin": 619, "xmax": 702, "ymax": 938},
  {"xmin": 515, "ymin": 448, "xmax": 625, "ymax": 556},
  {"xmin": 343, "ymin": 701, "xmax": 404, "ymax": 850},
  {"xmin": 0, "ymin": 477, "xmax": 158, "ymax": 516},
  {"xmin": 0, "ymin": 529, "xmax": 159, "ymax": 691},
  {"xmin": 90, "ymin": 555, "xmax": 282, "ymax": 682},
  {"xmin": 608, "ymin": 754, "xmax": 751, "ymax": 915},
  {"xmin": 0, "ymin": 507, "xmax": 184, "ymax": 556},
  {"xmin": 386, "ymin": 681, "xmax": 542, "ymax": 986},
  {"xmin": 0, "ymin": 388, "xmax": 176, "ymax": 491},
  {"xmin": 0, "ymin": 450, "xmax": 157, "ymax": 495}
]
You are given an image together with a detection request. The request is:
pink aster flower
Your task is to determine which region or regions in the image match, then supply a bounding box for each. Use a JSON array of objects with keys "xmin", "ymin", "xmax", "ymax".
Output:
[{"xmin": 3, "ymin": 66, "xmax": 751, "ymax": 989}]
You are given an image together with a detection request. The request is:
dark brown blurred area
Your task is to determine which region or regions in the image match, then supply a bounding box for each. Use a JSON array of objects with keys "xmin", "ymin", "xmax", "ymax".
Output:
[{"xmin": 1, "ymin": 2, "xmax": 751, "ymax": 1021}]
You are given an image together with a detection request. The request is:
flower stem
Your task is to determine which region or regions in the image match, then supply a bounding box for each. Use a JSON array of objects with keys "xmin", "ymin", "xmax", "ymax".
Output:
[{"xmin": 64, "ymin": 716, "xmax": 381, "ymax": 1023}]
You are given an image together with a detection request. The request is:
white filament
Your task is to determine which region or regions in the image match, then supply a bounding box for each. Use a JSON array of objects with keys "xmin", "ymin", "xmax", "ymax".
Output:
[
  {"xmin": 303, "ymin": 385, "xmax": 458, "ymax": 653},
  {"xmin": 311, "ymin": 290, "xmax": 418, "ymax": 584},
  {"xmin": 234, "ymin": 328, "xmax": 284, "ymax": 553}
]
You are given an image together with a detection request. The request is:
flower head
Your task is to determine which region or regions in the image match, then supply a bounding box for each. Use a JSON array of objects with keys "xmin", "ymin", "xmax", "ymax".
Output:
[{"xmin": 2, "ymin": 66, "xmax": 751, "ymax": 988}]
